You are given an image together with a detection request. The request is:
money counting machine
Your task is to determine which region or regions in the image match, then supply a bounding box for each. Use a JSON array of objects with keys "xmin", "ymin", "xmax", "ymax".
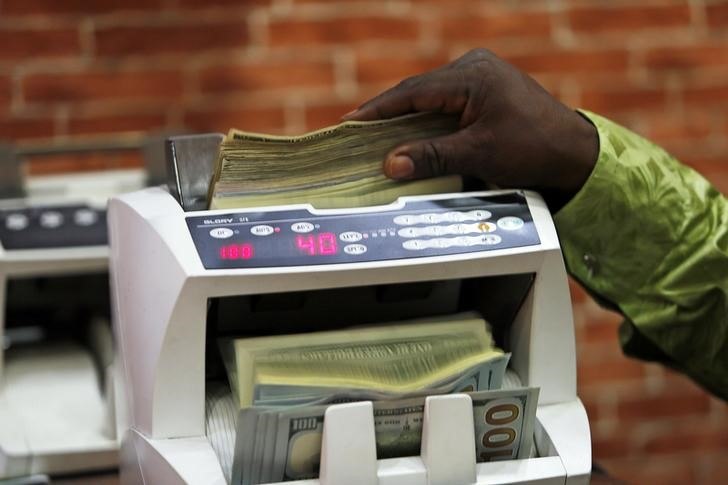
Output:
[
  {"xmin": 0, "ymin": 137, "xmax": 166, "ymax": 478},
  {"xmin": 110, "ymin": 134, "xmax": 592, "ymax": 485}
]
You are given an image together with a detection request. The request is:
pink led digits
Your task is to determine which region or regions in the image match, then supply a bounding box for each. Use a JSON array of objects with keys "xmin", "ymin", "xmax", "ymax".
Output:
[
  {"xmin": 296, "ymin": 233, "xmax": 338, "ymax": 256},
  {"xmin": 219, "ymin": 244, "xmax": 254, "ymax": 260}
]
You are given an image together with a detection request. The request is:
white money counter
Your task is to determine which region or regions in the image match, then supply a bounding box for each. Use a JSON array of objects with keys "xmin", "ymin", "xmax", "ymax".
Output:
[
  {"xmin": 109, "ymin": 135, "xmax": 592, "ymax": 485},
  {"xmin": 0, "ymin": 138, "xmax": 165, "ymax": 479}
]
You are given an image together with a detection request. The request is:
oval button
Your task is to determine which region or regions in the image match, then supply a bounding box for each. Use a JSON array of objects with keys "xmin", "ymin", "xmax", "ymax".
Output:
[
  {"xmin": 468, "ymin": 210, "xmax": 492, "ymax": 221},
  {"xmin": 402, "ymin": 240, "xmax": 426, "ymax": 251},
  {"xmin": 393, "ymin": 215, "xmax": 418, "ymax": 225},
  {"xmin": 343, "ymin": 243, "xmax": 367, "ymax": 255},
  {"xmin": 251, "ymin": 225, "xmax": 274, "ymax": 236},
  {"xmin": 497, "ymin": 216, "xmax": 524, "ymax": 231},
  {"xmin": 74, "ymin": 209, "xmax": 98, "ymax": 226},
  {"xmin": 210, "ymin": 227, "xmax": 234, "ymax": 239},
  {"xmin": 339, "ymin": 231, "xmax": 363, "ymax": 242},
  {"xmin": 5, "ymin": 213, "xmax": 28, "ymax": 231},
  {"xmin": 478, "ymin": 234, "xmax": 502, "ymax": 245},
  {"xmin": 291, "ymin": 222, "xmax": 314, "ymax": 233},
  {"xmin": 40, "ymin": 211, "xmax": 64, "ymax": 229}
]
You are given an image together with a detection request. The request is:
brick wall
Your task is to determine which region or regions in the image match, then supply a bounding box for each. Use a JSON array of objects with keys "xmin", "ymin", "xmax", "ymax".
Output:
[{"xmin": 1, "ymin": 1, "xmax": 726, "ymax": 483}]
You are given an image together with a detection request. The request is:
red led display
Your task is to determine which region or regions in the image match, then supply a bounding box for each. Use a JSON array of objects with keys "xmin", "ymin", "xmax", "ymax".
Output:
[
  {"xmin": 296, "ymin": 233, "xmax": 338, "ymax": 256},
  {"xmin": 219, "ymin": 243, "xmax": 254, "ymax": 260}
]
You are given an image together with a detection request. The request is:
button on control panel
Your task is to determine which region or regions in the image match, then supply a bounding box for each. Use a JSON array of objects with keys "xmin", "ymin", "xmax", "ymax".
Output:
[
  {"xmin": 187, "ymin": 192, "xmax": 539, "ymax": 269},
  {"xmin": 0, "ymin": 204, "xmax": 107, "ymax": 250}
]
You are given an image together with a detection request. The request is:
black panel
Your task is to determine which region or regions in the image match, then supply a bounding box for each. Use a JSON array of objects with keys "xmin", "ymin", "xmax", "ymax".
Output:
[
  {"xmin": 186, "ymin": 193, "xmax": 540, "ymax": 269},
  {"xmin": 0, "ymin": 204, "xmax": 107, "ymax": 249}
]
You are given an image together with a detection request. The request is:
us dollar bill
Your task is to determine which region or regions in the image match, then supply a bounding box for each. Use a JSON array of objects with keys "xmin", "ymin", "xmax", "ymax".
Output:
[
  {"xmin": 232, "ymin": 387, "xmax": 538, "ymax": 485},
  {"xmin": 208, "ymin": 112, "xmax": 461, "ymax": 209}
]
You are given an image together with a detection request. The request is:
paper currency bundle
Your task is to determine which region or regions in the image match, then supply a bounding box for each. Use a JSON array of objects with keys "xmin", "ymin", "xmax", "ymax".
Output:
[
  {"xmin": 232, "ymin": 387, "xmax": 539, "ymax": 485},
  {"xmin": 219, "ymin": 313, "xmax": 509, "ymax": 408},
  {"xmin": 207, "ymin": 112, "xmax": 463, "ymax": 209}
]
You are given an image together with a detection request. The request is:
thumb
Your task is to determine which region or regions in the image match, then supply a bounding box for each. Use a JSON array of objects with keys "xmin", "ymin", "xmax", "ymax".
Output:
[{"xmin": 384, "ymin": 128, "xmax": 485, "ymax": 180}]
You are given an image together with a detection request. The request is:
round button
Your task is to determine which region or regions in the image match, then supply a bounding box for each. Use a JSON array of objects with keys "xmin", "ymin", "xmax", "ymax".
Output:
[
  {"xmin": 291, "ymin": 222, "xmax": 314, "ymax": 233},
  {"xmin": 5, "ymin": 213, "xmax": 28, "ymax": 231},
  {"xmin": 74, "ymin": 209, "xmax": 98, "ymax": 226},
  {"xmin": 251, "ymin": 225, "xmax": 274, "ymax": 236},
  {"xmin": 40, "ymin": 211, "xmax": 63, "ymax": 229},
  {"xmin": 497, "ymin": 216, "xmax": 524, "ymax": 231},
  {"xmin": 343, "ymin": 244, "xmax": 367, "ymax": 255},
  {"xmin": 339, "ymin": 231, "xmax": 363, "ymax": 242},
  {"xmin": 210, "ymin": 227, "xmax": 234, "ymax": 239}
]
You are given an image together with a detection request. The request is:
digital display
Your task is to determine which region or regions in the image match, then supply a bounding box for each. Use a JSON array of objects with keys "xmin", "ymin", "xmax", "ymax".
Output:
[
  {"xmin": 219, "ymin": 243, "xmax": 255, "ymax": 260},
  {"xmin": 296, "ymin": 232, "xmax": 338, "ymax": 256}
]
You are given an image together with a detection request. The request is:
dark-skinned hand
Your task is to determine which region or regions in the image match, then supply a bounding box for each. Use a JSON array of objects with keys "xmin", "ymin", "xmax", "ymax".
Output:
[{"xmin": 343, "ymin": 48, "xmax": 599, "ymax": 206}]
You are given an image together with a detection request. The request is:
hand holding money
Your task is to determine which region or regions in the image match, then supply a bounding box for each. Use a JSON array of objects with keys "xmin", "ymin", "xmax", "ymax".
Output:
[
  {"xmin": 208, "ymin": 113, "xmax": 463, "ymax": 210},
  {"xmin": 343, "ymin": 48, "xmax": 599, "ymax": 207}
]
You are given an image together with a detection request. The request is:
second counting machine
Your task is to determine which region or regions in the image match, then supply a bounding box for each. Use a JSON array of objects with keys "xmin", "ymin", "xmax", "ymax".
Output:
[{"xmin": 109, "ymin": 134, "xmax": 592, "ymax": 485}]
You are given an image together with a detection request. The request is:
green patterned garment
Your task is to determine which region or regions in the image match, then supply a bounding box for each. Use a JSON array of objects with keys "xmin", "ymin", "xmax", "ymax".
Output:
[{"xmin": 554, "ymin": 111, "xmax": 728, "ymax": 400}]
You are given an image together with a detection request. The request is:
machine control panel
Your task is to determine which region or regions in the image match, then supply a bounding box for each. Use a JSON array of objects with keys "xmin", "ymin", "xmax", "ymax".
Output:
[
  {"xmin": 186, "ymin": 193, "xmax": 540, "ymax": 269},
  {"xmin": 0, "ymin": 204, "xmax": 107, "ymax": 250}
]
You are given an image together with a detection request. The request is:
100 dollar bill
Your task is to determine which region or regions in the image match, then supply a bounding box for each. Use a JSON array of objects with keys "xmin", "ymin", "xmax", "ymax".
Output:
[{"xmin": 232, "ymin": 387, "xmax": 538, "ymax": 485}]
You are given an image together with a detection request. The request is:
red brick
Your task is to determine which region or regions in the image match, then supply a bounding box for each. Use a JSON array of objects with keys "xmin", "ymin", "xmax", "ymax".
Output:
[
  {"xmin": 304, "ymin": 103, "xmax": 359, "ymax": 130},
  {"xmin": 707, "ymin": 2, "xmax": 728, "ymax": 29},
  {"xmin": 705, "ymin": 457, "xmax": 728, "ymax": 483},
  {"xmin": 577, "ymin": 358, "xmax": 645, "ymax": 385},
  {"xmin": 568, "ymin": 4, "xmax": 692, "ymax": 33},
  {"xmin": 605, "ymin": 457, "xmax": 695, "ymax": 485},
  {"xmin": 0, "ymin": 77, "xmax": 10, "ymax": 113},
  {"xmin": 95, "ymin": 23, "xmax": 249, "ymax": 57},
  {"xmin": 0, "ymin": 117, "xmax": 55, "ymax": 140},
  {"xmin": 617, "ymin": 393, "xmax": 711, "ymax": 421},
  {"xmin": 1, "ymin": 0, "xmax": 163, "ymax": 15},
  {"xmin": 178, "ymin": 0, "xmax": 270, "ymax": 6},
  {"xmin": 642, "ymin": 111, "xmax": 713, "ymax": 144},
  {"xmin": 199, "ymin": 61, "xmax": 335, "ymax": 93},
  {"xmin": 592, "ymin": 436, "xmax": 631, "ymax": 460},
  {"xmin": 26, "ymin": 152, "xmax": 144, "ymax": 175},
  {"xmin": 441, "ymin": 11, "xmax": 552, "ymax": 42},
  {"xmin": 0, "ymin": 28, "xmax": 80, "ymax": 60},
  {"xmin": 504, "ymin": 50, "xmax": 629, "ymax": 75},
  {"xmin": 683, "ymin": 84, "xmax": 728, "ymax": 105},
  {"xmin": 268, "ymin": 17, "xmax": 419, "ymax": 46},
  {"xmin": 581, "ymin": 88, "xmax": 667, "ymax": 114},
  {"xmin": 644, "ymin": 427, "xmax": 728, "ymax": 454},
  {"xmin": 645, "ymin": 45, "xmax": 728, "ymax": 71},
  {"xmin": 68, "ymin": 113, "xmax": 167, "ymax": 135},
  {"xmin": 23, "ymin": 71, "xmax": 183, "ymax": 103},
  {"xmin": 183, "ymin": 107, "xmax": 285, "ymax": 134},
  {"xmin": 356, "ymin": 54, "xmax": 449, "ymax": 86}
]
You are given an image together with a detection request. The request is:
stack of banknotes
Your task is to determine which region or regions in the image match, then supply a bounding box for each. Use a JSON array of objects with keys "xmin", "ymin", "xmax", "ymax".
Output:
[
  {"xmin": 207, "ymin": 112, "xmax": 463, "ymax": 210},
  {"xmin": 218, "ymin": 313, "xmax": 539, "ymax": 485}
]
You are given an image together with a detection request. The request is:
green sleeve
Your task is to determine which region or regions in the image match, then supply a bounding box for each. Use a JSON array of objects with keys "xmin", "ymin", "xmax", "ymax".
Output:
[{"xmin": 553, "ymin": 111, "xmax": 728, "ymax": 400}]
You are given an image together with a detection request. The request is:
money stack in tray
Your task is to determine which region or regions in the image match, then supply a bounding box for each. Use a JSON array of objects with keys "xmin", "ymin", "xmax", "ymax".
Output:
[{"xmin": 209, "ymin": 114, "xmax": 540, "ymax": 485}]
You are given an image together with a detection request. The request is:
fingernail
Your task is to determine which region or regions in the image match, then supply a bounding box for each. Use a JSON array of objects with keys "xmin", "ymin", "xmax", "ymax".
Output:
[
  {"xmin": 342, "ymin": 108, "xmax": 358, "ymax": 120},
  {"xmin": 386, "ymin": 154, "xmax": 414, "ymax": 179}
]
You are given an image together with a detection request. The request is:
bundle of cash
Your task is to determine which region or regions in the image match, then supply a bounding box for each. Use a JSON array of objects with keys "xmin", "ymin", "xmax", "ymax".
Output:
[
  {"xmin": 219, "ymin": 313, "xmax": 508, "ymax": 408},
  {"xmin": 231, "ymin": 387, "xmax": 539, "ymax": 485},
  {"xmin": 208, "ymin": 112, "xmax": 463, "ymax": 209}
]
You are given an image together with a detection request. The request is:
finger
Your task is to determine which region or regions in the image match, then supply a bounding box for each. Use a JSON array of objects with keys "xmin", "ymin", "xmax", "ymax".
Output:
[
  {"xmin": 343, "ymin": 71, "xmax": 467, "ymax": 121},
  {"xmin": 383, "ymin": 127, "xmax": 489, "ymax": 180}
]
